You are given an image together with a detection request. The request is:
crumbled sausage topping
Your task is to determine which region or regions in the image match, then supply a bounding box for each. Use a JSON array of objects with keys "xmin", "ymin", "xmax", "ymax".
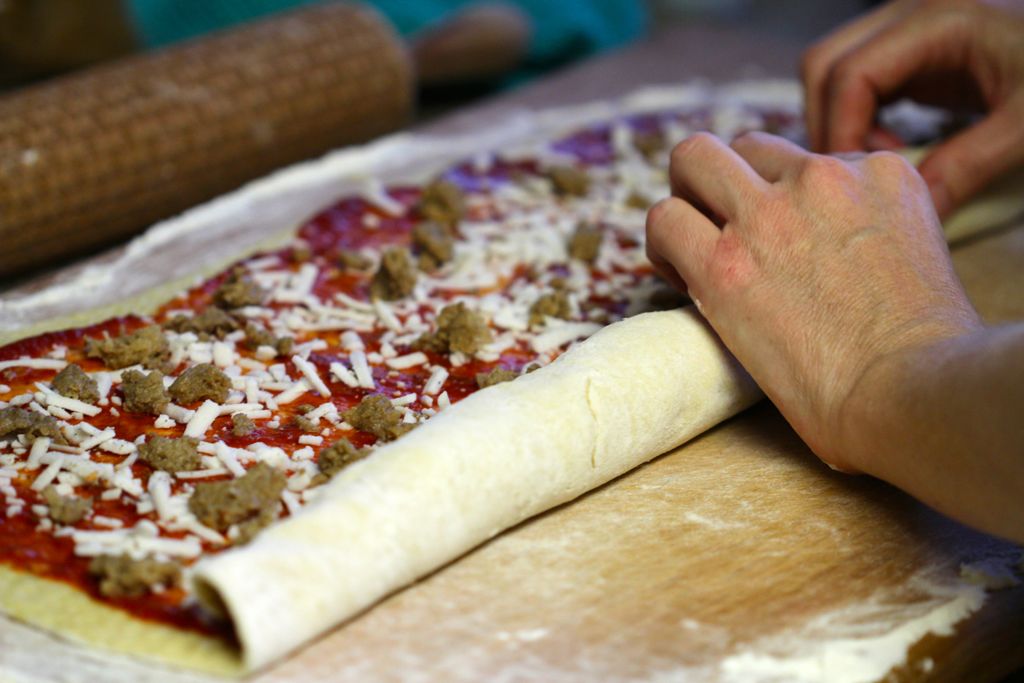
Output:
[
  {"xmin": 0, "ymin": 406, "xmax": 66, "ymax": 444},
  {"xmin": 338, "ymin": 250, "xmax": 372, "ymax": 271},
  {"xmin": 412, "ymin": 222, "xmax": 455, "ymax": 271},
  {"xmin": 475, "ymin": 368, "xmax": 518, "ymax": 389},
  {"xmin": 231, "ymin": 413, "xmax": 256, "ymax": 437},
  {"xmin": 568, "ymin": 223, "xmax": 603, "ymax": 263},
  {"xmin": 120, "ymin": 369, "xmax": 170, "ymax": 415},
  {"xmin": 291, "ymin": 245, "xmax": 312, "ymax": 263},
  {"xmin": 41, "ymin": 485, "xmax": 92, "ymax": 525},
  {"xmin": 50, "ymin": 364, "xmax": 99, "ymax": 404},
  {"xmin": 293, "ymin": 415, "xmax": 320, "ymax": 433},
  {"xmin": 416, "ymin": 179, "xmax": 464, "ymax": 225},
  {"xmin": 625, "ymin": 191, "xmax": 651, "ymax": 210},
  {"xmin": 187, "ymin": 463, "xmax": 286, "ymax": 537},
  {"xmin": 546, "ymin": 165, "xmax": 589, "ymax": 196},
  {"xmin": 529, "ymin": 290, "xmax": 572, "ymax": 327},
  {"xmin": 414, "ymin": 303, "xmax": 492, "ymax": 356},
  {"xmin": 168, "ymin": 364, "xmax": 231, "ymax": 405},
  {"xmin": 138, "ymin": 436, "xmax": 201, "ymax": 473},
  {"xmin": 242, "ymin": 322, "xmax": 293, "ymax": 356},
  {"xmin": 632, "ymin": 130, "xmax": 665, "ymax": 158},
  {"xmin": 342, "ymin": 395, "xmax": 410, "ymax": 442},
  {"xmin": 317, "ymin": 438, "xmax": 369, "ymax": 478},
  {"xmin": 85, "ymin": 325, "xmax": 169, "ymax": 370},
  {"xmin": 164, "ymin": 306, "xmax": 239, "ymax": 339},
  {"xmin": 213, "ymin": 271, "xmax": 266, "ymax": 309},
  {"xmin": 89, "ymin": 554, "xmax": 180, "ymax": 598},
  {"xmin": 370, "ymin": 248, "xmax": 418, "ymax": 301}
]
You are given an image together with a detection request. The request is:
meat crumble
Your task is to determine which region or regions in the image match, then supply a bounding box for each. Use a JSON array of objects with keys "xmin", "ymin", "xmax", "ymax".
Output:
[
  {"xmin": 41, "ymin": 485, "xmax": 92, "ymax": 525},
  {"xmin": 414, "ymin": 303, "xmax": 492, "ymax": 356},
  {"xmin": 138, "ymin": 436, "xmax": 201, "ymax": 473},
  {"xmin": 120, "ymin": 369, "xmax": 170, "ymax": 415},
  {"xmin": 416, "ymin": 179, "xmax": 464, "ymax": 225},
  {"xmin": 0, "ymin": 406, "xmax": 66, "ymax": 444},
  {"xmin": 168, "ymin": 363, "xmax": 231, "ymax": 405},
  {"xmin": 317, "ymin": 438, "xmax": 369, "ymax": 478},
  {"xmin": 568, "ymin": 223, "xmax": 603, "ymax": 263},
  {"xmin": 529, "ymin": 290, "xmax": 572, "ymax": 327},
  {"xmin": 370, "ymin": 248, "xmax": 418, "ymax": 301},
  {"xmin": 164, "ymin": 306, "xmax": 239, "ymax": 339},
  {"xmin": 188, "ymin": 463, "xmax": 286, "ymax": 542},
  {"xmin": 475, "ymin": 367, "xmax": 518, "ymax": 389},
  {"xmin": 412, "ymin": 221, "xmax": 454, "ymax": 271},
  {"xmin": 85, "ymin": 325, "xmax": 170, "ymax": 370},
  {"xmin": 342, "ymin": 394, "xmax": 410, "ymax": 442},
  {"xmin": 50, "ymin": 363, "xmax": 99, "ymax": 404},
  {"xmin": 89, "ymin": 554, "xmax": 181, "ymax": 598}
]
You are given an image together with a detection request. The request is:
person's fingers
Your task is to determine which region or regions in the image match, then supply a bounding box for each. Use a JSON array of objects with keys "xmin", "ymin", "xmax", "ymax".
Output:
[
  {"xmin": 801, "ymin": 0, "xmax": 911, "ymax": 150},
  {"xmin": 822, "ymin": 9, "xmax": 965, "ymax": 153},
  {"xmin": 917, "ymin": 107, "xmax": 1024, "ymax": 218},
  {"xmin": 645, "ymin": 196, "xmax": 720, "ymax": 294},
  {"xmin": 669, "ymin": 133, "xmax": 767, "ymax": 221},
  {"xmin": 730, "ymin": 131, "xmax": 810, "ymax": 183}
]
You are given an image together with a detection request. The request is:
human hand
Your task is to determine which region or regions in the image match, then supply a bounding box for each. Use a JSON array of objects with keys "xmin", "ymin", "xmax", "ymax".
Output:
[
  {"xmin": 801, "ymin": 0, "xmax": 1024, "ymax": 217},
  {"xmin": 646, "ymin": 132, "xmax": 981, "ymax": 471}
]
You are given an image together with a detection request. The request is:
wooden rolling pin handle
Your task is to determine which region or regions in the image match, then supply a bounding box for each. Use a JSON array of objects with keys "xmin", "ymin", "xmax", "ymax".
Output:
[{"xmin": 0, "ymin": 2, "xmax": 413, "ymax": 278}]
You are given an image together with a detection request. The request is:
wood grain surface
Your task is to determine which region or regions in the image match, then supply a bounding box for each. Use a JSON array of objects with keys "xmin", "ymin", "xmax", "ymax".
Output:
[{"xmin": 3, "ymin": 21, "xmax": 1022, "ymax": 683}]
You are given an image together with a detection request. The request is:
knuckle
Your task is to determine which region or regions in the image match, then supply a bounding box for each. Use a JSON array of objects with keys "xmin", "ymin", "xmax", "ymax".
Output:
[
  {"xmin": 646, "ymin": 197, "xmax": 674, "ymax": 229},
  {"xmin": 730, "ymin": 130, "xmax": 767, "ymax": 151},
  {"xmin": 706, "ymin": 233, "xmax": 753, "ymax": 291},
  {"xmin": 865, "ymin": 150, "xmax": 915, "ymax": 176},
  {"xmin": 800, "ymin": 153, "xmax": 854, "ymax": 183},
  {"xmin": 867, "ymin": 151, "xmax": 931, "ymax": 196},
  {"xmin": 670, "ymin": 132, "xmax": 715, "ymax": 165}
]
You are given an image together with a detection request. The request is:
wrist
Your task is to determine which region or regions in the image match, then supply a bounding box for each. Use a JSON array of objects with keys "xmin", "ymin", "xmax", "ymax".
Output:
[{"xmin": 834, "ymin": 317, "xmax": 982, "ymax": 475}]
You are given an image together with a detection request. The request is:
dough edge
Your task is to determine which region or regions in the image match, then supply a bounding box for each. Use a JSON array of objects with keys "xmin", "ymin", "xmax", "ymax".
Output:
[{"xmin": 0, "ymin": 565, "xmax": 242, "ymax": 677}]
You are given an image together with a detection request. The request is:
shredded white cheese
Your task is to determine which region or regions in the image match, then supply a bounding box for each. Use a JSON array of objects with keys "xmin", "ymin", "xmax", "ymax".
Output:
[
  {"xmin": 291, "ymin": 355, "xmax": 331, "ymax": 397},
  {"xmin": 184, "ymin": 400, "xmax": 221, "ymax": 439}
]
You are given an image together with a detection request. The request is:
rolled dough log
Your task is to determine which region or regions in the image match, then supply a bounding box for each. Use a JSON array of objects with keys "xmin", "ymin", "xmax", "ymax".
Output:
[{"xmin": 193, "ymin": 308, "xmax": 762, "ymax": 670}]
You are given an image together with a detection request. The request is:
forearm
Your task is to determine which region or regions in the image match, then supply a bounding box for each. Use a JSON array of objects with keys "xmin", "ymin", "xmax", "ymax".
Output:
[{"xmin": 843, "ymin": 324, "xmax": 1024, "ymax": 542}]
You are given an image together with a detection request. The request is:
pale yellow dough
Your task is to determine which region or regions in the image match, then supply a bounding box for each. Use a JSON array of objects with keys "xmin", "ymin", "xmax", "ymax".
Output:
[{"xmin": 0, "ymin": 566, "xmax": 241, "ymax": 677}]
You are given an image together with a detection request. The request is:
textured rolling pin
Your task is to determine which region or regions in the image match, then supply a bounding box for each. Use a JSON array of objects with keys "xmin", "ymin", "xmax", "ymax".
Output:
[{"xmin": 0, "ymin": 3, "xmax": 413, "ymax": 277}]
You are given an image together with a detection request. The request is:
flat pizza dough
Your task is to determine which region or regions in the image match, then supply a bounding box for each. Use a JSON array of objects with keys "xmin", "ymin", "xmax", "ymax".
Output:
[{"xmin": 0, "ymin": 566, "xmax": 241, "ymax": 677}]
